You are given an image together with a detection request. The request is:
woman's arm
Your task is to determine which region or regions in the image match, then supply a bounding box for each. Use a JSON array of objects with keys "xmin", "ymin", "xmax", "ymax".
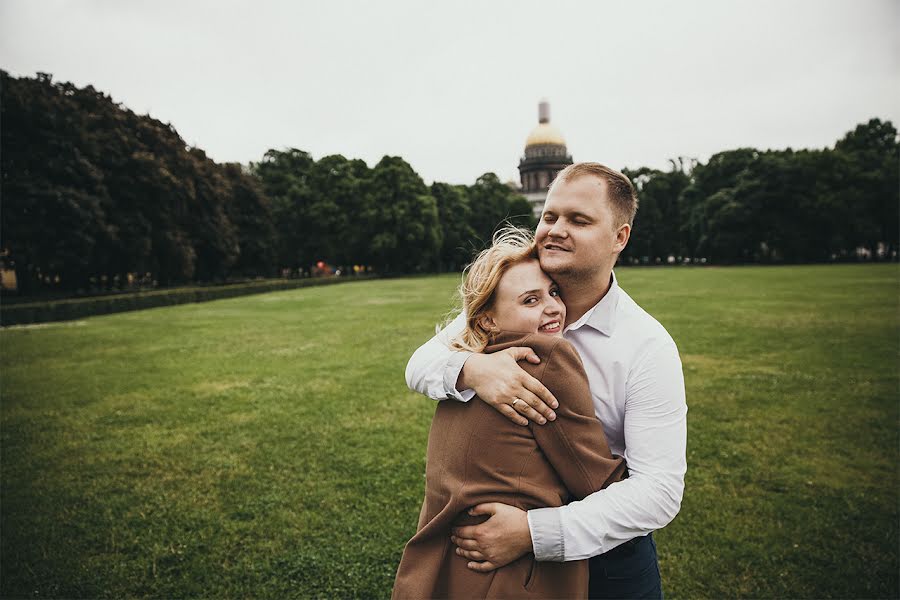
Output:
[
  {"xmin": 530, "ymin": 339, "xmax": 626, "ymax": 499},
  {"xmin": 449, "ymin": 338, "xmax": 626, "ymax": 572}
]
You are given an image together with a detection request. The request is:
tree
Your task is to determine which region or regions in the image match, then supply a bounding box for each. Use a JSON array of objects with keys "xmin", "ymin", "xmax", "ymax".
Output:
[
  {"xmin": 431, "ymin": 182, "xmax": 476, "ymax": 271},
  {"xmin": 1, "ymin": 72, "xmax": 114, "ymax": 291},
  {"xmin": 222, "ymin": 163, "xmax": 277, "ymax": 277},
  {"xmin": 305, "ymin": 154, "xmax": 372, "ymax": 268},
  {"xmin": 623, "ymin": 161, "xmax": 691, "ymax": 263},
  {"xmin": 251, "ymin": 148, "xmax": 316, "ymax": 270},
  {"xmin": 679, "ymin": 148, "xmax": 761, "ymax": 261},
  {"xmin": 365, "ymin": 156, "xmax": 442, "ymax": 273},
  {"xmin": 834, "ymin": 118, "xmax": 899, "ymax": 257},
  {"xmin": 466, "ymin": 173, "xmax": 536, "ymax": 247}
]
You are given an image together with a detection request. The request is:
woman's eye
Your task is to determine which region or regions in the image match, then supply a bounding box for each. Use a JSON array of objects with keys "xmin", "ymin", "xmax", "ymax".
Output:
[
  {"xmin": 524, "ymin": 297, "xmax": 537, "ymax": 305},
  {"xmin": 550, "ymin": 289, "xmax": 560, "ymax": 297}
]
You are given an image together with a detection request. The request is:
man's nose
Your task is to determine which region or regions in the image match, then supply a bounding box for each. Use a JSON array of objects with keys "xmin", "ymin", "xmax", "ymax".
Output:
[{"xmin": 548, "ymin": 221, "xmax": 567, "ymax": 238}]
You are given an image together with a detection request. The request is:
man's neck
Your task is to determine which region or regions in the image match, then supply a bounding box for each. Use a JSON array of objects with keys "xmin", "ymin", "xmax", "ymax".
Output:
[{"xmin": 558, "ymin": 268, "xmax": 614, "ymax": 327}]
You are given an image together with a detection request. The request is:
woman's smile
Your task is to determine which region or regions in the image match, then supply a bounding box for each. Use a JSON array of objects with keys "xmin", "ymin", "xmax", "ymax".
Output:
[{"xmin": 538, "ymin": 319, "xmax": 562, "ymax": 333}]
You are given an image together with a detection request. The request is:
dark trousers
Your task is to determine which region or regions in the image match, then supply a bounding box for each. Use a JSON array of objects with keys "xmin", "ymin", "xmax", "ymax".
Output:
[{"xmin": 588, "ymin": 533, "xmax": 663, "ymax": 599}]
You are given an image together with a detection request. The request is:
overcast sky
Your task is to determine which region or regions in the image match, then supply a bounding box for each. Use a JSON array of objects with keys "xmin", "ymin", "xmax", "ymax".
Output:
[{"xmin": 1, "ymin": 0, "xmax": 898, "ymax": 185}]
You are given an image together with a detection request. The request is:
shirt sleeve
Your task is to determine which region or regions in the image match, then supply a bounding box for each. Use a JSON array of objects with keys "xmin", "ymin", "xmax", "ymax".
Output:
[
  {"xmin": 404, "ymin": 312, "xmax": 476, "ymax": 402},
  {"xmin": 528, "ymin": 338, "xmax": 687, "ymax": 561}
]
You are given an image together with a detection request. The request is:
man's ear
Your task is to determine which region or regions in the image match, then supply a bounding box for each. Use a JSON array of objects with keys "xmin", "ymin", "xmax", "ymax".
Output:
[{"xmin": 613, "ymin": 223, "xmax": 631, "ymax": 253}]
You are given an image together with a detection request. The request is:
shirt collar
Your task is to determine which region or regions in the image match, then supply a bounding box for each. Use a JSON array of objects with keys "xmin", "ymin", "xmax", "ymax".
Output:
[{"xmin": 565, "ymin": 271, "xmax": 620, "ymax": 336}]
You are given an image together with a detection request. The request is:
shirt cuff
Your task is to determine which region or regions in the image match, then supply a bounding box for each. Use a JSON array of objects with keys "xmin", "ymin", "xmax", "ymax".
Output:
[
  {"xmin": 527, "ymin": 507, "xmax": 565, "ymax": 562},
  {"xmin": 443, "ymin": 351, "xmax": 476, "ymax": 402}
]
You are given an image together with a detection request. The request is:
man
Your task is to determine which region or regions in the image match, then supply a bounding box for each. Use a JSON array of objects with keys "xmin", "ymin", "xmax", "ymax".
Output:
[{"xmin": 405, "ymin": 162, "xmax": 687, "ymax": 598}]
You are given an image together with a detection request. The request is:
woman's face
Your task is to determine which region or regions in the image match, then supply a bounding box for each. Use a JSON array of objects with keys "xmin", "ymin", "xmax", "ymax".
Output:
[{"xmin": 482, "ymin": 259, "xmax": 566, "ymax": 336}]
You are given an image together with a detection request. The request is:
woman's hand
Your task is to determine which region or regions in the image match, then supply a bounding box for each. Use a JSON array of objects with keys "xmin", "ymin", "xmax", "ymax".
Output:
[{"xmin": 457, "ymin": 348, "xmax": 558, "ymax": 425}]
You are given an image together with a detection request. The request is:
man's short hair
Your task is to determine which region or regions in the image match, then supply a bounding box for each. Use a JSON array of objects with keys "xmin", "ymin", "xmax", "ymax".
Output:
[{"xmin": 550, "ymin": 162, "xmax": 639, "ymax": 228}]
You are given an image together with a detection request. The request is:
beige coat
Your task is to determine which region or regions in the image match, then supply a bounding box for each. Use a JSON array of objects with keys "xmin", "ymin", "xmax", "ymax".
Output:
[{"xmin": 393, "ymin": 332, "xmax": 626, "ymax": 599}]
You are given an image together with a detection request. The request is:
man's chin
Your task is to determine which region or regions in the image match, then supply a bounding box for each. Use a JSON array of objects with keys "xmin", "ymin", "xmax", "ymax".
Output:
[{"xmin": 538, "ymin": 256, "xmax": 573, "ymax": 275}]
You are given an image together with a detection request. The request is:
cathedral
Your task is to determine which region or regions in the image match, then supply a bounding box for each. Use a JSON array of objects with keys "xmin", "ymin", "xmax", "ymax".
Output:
[{"xmin": 518, "ymin": 100, "xmax": 573, "ymax": 217}]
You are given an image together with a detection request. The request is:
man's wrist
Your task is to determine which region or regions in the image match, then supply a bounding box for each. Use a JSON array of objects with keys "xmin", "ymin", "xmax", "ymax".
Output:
[
  {"xmin": 518, "ymin": 508, "xmax": 535, "ymax": 553},
  {"xmin": 454, "ymin": 351, "xmax": 477, "ymax": 392},
  {"xmin": 445, "ymin": 351, "xmax": 474, "ymax": 400}
]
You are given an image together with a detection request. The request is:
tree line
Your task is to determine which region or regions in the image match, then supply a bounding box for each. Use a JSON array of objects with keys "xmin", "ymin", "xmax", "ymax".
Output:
[
  {"xmin": 251, "ymin": 150, "xmax": 533, "ymax": 278},
  {"xmin": 0, "ymin": 71, "xmax": 532, "ymax": 294},
  {"xmin": 622, "ymin": 120, "xmax": 898, "ymax": 264},
  {"xmin": 1, "ymin": 71, "xmax": 897, "ymax": 295}
]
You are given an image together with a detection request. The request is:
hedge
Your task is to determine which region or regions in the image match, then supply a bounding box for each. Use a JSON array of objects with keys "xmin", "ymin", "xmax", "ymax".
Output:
[{"xmin": 0, "ymin": 276, "xmax": 376, "ymax": 327}]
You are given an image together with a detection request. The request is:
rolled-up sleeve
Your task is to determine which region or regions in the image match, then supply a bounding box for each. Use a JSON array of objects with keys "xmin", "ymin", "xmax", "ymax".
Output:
[{"xmin": 528, "ymin": 507, "xmax": 565, "ymax": 561}]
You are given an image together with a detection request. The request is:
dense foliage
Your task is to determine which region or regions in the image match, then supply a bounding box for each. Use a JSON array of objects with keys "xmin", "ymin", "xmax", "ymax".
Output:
[
  {"xmin": 1, "ymin": 71, "xmax": 896, "ymax": 295},
  {"xmin": 1, "ymin": 72, "xmax": 533, "ymax": 293},
  {"xmin": 250, "ymin": 152, "xmax": 534, "ymax": 275},
  {"xmin": 623, "ymin": 120, "xmax": 899, "ymax": 264},
  {"xmin": 1, "ymin": 71, "xmax": 277, "ymax": 293}
]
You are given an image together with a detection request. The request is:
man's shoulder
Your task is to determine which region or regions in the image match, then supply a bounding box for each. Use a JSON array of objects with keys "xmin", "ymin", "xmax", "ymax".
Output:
[{"xmin": 615, "ymin": 285, "xmax": 678, "ymax": 350}]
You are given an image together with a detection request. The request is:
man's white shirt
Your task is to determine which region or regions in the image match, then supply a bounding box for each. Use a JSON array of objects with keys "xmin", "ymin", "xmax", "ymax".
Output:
[{"xmin": 405, "ymin": 272, "xmax": 687, "ymax": 561}]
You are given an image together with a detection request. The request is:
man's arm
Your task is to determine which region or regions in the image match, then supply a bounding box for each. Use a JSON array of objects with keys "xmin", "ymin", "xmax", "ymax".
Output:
[
  {"xmin": 405, "ymin": 317, "xmax": 559, "ymax": 424},
  {"xmin": 404, "ymin": 312, "xmax": 472, "ymax": 402},
  {"xmin": 527, "ymin": 338, "xmax": 687, "ymax": 561}
]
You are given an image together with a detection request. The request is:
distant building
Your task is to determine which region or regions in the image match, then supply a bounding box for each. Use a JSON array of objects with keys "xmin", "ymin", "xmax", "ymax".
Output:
[{"xmin": 518, "ymin": 100, "xmax": 573, "ymax": 217}]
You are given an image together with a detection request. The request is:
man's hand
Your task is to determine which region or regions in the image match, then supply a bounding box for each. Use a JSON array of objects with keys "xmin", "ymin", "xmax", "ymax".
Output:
[
  {"xmin": 457, "ymin": 348, "xmax": 558, "ymax": 425},
  {"xmin": 450, "ymin": 503, "xmax": 533, "ymax": 572}
]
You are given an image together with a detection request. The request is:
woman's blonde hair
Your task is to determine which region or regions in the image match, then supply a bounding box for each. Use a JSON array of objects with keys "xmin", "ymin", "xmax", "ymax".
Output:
[{"xmin": 450, "ymin": 227, "xmax": 538, "ymax": 353}]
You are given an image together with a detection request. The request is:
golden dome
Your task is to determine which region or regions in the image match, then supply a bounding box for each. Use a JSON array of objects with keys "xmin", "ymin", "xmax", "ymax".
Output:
[{"xmin": 525, "ymin": 122, "xmax": 566, "ymax": 147}]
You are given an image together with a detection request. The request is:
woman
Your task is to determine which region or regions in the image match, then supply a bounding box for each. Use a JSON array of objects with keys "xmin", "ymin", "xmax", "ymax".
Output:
[{"xmin": 392, "ymin": 228, "xmax": 626, "ymax": 599}]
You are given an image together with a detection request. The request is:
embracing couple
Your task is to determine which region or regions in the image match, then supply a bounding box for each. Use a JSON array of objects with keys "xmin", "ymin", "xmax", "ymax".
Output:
[{"xmin": 393, "ymin": 163, "xmax": 687, "ymax": 599}]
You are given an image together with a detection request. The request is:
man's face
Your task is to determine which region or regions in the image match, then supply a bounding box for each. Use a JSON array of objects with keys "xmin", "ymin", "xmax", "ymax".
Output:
[{"xmin": 535, "ymin": 175, "xmax": 625, "ymax": 278}]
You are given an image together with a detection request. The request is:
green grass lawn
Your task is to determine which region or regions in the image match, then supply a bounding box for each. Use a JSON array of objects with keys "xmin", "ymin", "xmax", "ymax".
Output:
[{"xmin": 2, "ymin": 264, "xmax": 898, "ymax": 598}]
